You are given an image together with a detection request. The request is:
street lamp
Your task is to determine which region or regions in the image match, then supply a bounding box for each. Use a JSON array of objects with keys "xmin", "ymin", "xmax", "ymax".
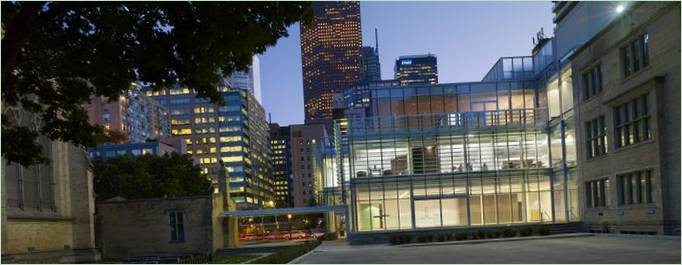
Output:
[{"xmin": 287, "ymin": 214, "xmax": 293, "ymax": 240}]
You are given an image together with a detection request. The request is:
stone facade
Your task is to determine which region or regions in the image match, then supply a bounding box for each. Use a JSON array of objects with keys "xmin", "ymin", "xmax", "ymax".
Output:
[
  {"xmin": 571, "ymin": 1, "xmax": 680, "ymax": 235},
  {"xmin": 2, "ymin": 107, "xmax": 100, "ymax": 263},
  {"xmin": 96, "ymin": 195, "xmax": 231, "ymax": 260}
]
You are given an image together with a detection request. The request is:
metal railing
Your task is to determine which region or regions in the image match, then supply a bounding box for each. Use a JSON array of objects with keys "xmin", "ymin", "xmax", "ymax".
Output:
[{"xmin": 347, "ymin": 108, "xmax": 547, "ymax": 136}]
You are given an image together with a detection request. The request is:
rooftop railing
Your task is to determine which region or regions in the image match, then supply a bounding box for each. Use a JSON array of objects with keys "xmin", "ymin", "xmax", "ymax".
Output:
[{"xmin": 347, "ymin": 108, "xmax": 547, "ymax": 136}]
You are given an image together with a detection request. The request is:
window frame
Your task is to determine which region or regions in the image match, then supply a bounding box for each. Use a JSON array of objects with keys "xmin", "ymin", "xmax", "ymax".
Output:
[
  {"xmin": 617, "ymin": 169, "xmax": 655, "ymax": 206},
  {"xmin": 613, "ymin": 93, "xmax": 651, "ymax": 149},
  {"xmin": 167, "ymin": 210, "xmax": 186, "ymax": 243},
  {"xmin": 621, "ymin": 33, "xmax": 650, "ymax": 78},
  {"xmin": 585, "ymin": 115, "xmax": 607, "ymax": 159}
]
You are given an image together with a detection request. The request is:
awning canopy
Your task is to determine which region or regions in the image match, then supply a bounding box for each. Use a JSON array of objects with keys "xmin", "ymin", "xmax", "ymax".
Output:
[{"xmin": 222, "ymin": 205, "xmax": 348, "ymax": 217}]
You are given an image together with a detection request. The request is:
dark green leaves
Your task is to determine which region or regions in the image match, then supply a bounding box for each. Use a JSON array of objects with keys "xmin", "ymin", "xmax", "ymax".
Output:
[
  {"xmin": 91, "ymin": 152, "xmax": 211, "ymax": 200},
  {"xmin": 2, "ymin": 1, "xmax": 312, "ymax": 166}
]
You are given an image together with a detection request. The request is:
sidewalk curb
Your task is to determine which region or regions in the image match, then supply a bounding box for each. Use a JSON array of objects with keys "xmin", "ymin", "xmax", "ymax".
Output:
[
  {"xmin": 591, "ymin": 233, "xmax": 681, "ymax": 240},
  {"xmin": 398, "ymin": 233, "xmax": 593, "ymax": 248},
  {"xmin": 287, "ymin": 242, "xmax": 323, "ymax": 264}
]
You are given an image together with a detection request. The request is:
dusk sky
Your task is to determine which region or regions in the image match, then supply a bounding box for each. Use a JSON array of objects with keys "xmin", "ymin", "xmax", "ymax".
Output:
[{"xmin": 260, "ymin": 1, "xmax": 555, "ymax": 125}]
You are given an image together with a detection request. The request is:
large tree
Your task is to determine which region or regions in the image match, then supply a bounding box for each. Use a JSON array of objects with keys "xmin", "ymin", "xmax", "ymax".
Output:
[
  {"xmin": 92, "ymin": 152, "xmax": 211, "ymax": 200},
  {"xmin": 1, "ymin": 1, "xmax": 312, "ymax": 167}
]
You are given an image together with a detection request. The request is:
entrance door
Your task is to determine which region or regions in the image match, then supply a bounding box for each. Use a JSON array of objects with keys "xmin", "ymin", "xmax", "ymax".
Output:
[{"xmin": 413, "ymin": 198, "xmax": 441, "ymax": 228}]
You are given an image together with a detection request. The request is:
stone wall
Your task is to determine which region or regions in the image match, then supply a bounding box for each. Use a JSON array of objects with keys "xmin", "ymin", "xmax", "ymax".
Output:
[
  {"xmin": 2, "ymin": 116, "xmax": 100, "ymax": 263},
  {"xmin": 96, "ymin": 195, "xmax": 223, "ymax": 260},
  {"xmin": 571, "ymin": 1, "xmax": 680, "ymax": 235}
]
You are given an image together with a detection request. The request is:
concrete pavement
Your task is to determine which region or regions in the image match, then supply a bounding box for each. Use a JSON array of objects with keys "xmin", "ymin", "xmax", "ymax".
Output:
[{"xmin": 294, "ymin": 235, "xmax": 681, "ymax": 263}]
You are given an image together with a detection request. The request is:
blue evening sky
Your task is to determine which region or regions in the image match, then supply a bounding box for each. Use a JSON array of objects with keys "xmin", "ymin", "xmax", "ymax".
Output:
[{"xmin": 260, "ymin": 1, "xmax": 554, "ymax": 126}]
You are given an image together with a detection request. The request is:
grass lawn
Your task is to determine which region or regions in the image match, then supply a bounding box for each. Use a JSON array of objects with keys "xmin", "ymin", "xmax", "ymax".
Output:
[
  {"xmin": 247, "ymin": 240, "xmax": 321, "ymax": 264},
  {"xmin": 213, "ymin": 254, "xmax": 261, "ymax": 264}
]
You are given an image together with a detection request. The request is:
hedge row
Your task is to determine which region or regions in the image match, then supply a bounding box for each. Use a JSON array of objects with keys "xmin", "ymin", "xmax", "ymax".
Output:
[{"xmin": 390, "ymin": 226, "xmax": 551, "ymax": 245}]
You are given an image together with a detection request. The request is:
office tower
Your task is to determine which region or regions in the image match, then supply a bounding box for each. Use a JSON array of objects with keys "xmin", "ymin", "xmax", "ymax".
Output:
[
  {"xmin": 85, "ymin": 85, "xmax": 170, "ymax": 144},
  {"xmin": 269, "ymin": 123, "xmax": 292, "ymax": 208},
  {"xmin": 300, "ymin": 1, "xmax": 363, "ymax": 124},
  {"xmin": 289, "ymin": 124, "xmax": 328, "ymax": 207},
  {"xmin": 361, "ymin": 47, "xmax": 381, "ymax": 83},
  {"xmin": 360, "ymin": 29, "xmax": 381, "ymax": 83},
  {"xmin": 226, "ymin": 56, "xmax": 262, "ymax": 104},
  {"xmin": 394, "ymin": 54, "xmax": 438, "ymax": 86},
  {"xmin": 148, "ymin": 87, "xmax": 274, "ymax": 210}
]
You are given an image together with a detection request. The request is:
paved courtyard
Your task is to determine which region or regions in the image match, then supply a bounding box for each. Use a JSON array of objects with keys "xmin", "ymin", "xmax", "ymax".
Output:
[{"xmin": 294, "ymin": 235, "xmax": 681, "ymax": 264}]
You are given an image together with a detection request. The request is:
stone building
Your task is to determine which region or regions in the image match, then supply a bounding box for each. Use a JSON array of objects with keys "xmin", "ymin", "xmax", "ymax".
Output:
[
  {"xmin": 570, "ymin": 1, "xmax": 680, "ymax": 235},
  {"xmin": 96, "ymin": 195, "xmax": 233, "ymax": 260},
  {"xmin": 1, "ymin": 108, "xmax": 100, "ymax": 263}
]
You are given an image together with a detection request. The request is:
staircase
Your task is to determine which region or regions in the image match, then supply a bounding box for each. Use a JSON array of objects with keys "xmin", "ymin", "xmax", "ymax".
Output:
[{"xmin": 550, "ymin": 222, "xmax": 583, "ymax": 234}]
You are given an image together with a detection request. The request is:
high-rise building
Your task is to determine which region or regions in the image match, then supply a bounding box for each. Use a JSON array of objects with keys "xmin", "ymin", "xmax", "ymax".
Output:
[
  {"xmin": 301, "ymin": 1, "xmax": 363, "ymax": 124},
  {"xmin": 148, "ymin": 87, "xmax": 273, "ymax": 210},
  {"xmin": 361, "ymin": 47, "xmax": 381, "ymax": 83},
  {"xmin": 269, "ymin": 123, "xmax": 292, "ymax": 208},
  {"xmin": 289, "ymin": 124, "xmax": 328, "ymax": 207},
  {"xmin": 226, "ymin": 56, "xmax": 262, "ymax": 104},
  {"xmin": 85, "ymin": 85, "xmax": 170, "ymax": 144},
  {"xmin": 394, "ymin": 54, "xmax": 438, "ymax": 86}
]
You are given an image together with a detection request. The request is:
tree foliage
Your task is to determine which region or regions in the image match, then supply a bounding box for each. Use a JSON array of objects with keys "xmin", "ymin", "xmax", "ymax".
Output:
[
  {"xmin": 1, "ymin": 1, "xmax": 312, "ymax": 167},
  {"xmin": 92, "ymin": 152, "xmax": 211, "ymax": 200}
]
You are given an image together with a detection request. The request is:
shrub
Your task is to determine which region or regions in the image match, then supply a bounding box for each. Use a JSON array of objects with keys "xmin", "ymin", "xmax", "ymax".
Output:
[
  {"xmin": 436, "ymin": 233, "xmax": 447, "ymax": 242},
  {"xmin": 455, "ymin": 231, "xmax": 469, "ymax": 241},
  {"xmin": 502, "ymin": 228, "xmax": 517, "ymax": 238},
  {"xmin": 486, "ymin": 230, "xmax": 501, "ymax": 239},
  {"xmin": 401, "ymin": 235, "xmax": 413, "ymax": 244},
  {"xmin": 536, "ymin": 226, "xmax": 550, "ymax": 235},
  {"xmin": 390, "ymin": 235, "xmax": 400, "ymax": 245},
  {"xmin": 446, "ymin": 233, "xmax": 455, "ymax": 241},
  {"xmin": 519, "ymin": 227, "xmax": 533, "ymax": 237},
  {"xmin": 475, "ymin": 230, "xmax": 487, "ymax": 240}
]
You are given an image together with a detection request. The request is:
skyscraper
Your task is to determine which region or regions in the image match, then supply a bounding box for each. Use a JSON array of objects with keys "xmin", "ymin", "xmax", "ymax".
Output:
[
  {"xmin": 361, "ymin": 47, "xmax": 381, "ymax": 82},
  {"xmin": 360, "ymin": 29, "xmax": 382, "ymax": 83},
  {"xmin": 394, "ymin": 54, "xmax": 438, "ymax": 86},
  {"xmin": 148, "ymin": 87, "xmax": 274, "ymax": 210},
  {"xmin": 269, "ymin": 123, "xmax": 292, "ymax": 207},
  {"xmin": 226, "ymin": 56, "xmax": 262, "ymax": 104},
  {"xmin": 84, "ymin": 84, "xmax": 170, "ymax": 144},
  {"xmin": 301, "ymin": 1, "xmax": 362, "ymax": 124}
]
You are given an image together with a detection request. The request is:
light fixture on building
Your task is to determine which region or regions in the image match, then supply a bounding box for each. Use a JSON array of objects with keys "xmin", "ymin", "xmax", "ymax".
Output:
[{"xmin": 615, "ymin": 4, "xmax": 625, "ymax": 13}]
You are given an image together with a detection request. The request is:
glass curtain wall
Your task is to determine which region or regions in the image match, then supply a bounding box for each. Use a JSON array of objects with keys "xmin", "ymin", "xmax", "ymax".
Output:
[{"xmin": 353, "ymin": 171, "xmax": 553, "ymax": 232}]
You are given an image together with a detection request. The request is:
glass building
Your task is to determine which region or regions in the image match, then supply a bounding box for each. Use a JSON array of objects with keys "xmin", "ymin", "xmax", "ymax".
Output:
[
  {"xmin": 338, "ymin": 78, "xmax": 561, "ymax": 232},
  {"xmin": 148, "ymin": 87, "xmax": 274, "ymax": 210},
  {"xmin": 394, "ymin": 54, "xmax": 438, "ymax": 86}
]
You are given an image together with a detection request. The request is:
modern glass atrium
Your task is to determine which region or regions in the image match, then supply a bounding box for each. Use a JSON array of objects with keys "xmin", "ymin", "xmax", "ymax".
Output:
[{"xmin": 338, "ymin": 78, "xmax": 564, "ymax": 232}]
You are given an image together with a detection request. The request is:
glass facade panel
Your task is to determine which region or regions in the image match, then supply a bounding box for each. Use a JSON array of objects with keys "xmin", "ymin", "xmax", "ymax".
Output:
[{"xmin": 343, "ymin": 76, "xmax": 569, "ymax": 234}]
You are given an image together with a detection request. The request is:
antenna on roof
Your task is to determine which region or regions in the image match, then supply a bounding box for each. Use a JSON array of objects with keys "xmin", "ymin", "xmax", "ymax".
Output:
[{"xmin": 374, "ymin": 28, "xmax": 379, "ymax": 54}]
